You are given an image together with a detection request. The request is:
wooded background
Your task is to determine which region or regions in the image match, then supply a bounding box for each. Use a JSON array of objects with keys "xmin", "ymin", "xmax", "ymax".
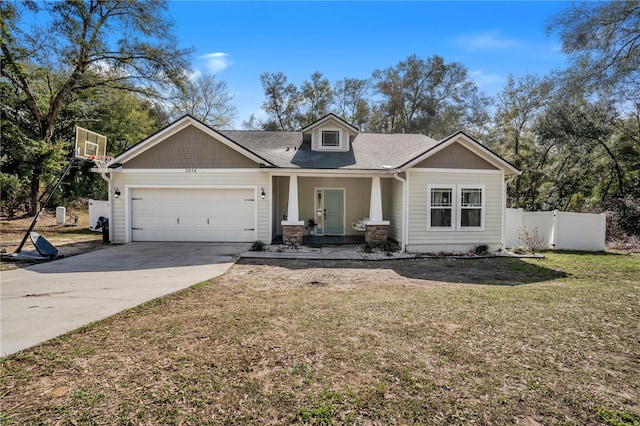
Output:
[{"xmin": 2, "ymin": 1, "xmax": 638, "ymax": 237}]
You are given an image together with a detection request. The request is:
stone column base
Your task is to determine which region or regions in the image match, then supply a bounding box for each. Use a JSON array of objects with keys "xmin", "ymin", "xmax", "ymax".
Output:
[
  {"xmin": 282, "ymin": 225, "xmax": 304, "ymax": 246},
  {"xmin": 365, "ymin": 224, "xmax": 388, "ymax": 245}
]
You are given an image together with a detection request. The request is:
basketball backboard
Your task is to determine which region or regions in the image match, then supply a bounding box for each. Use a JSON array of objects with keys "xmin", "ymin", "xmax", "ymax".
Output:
[{"xmin": 75, "ymin": 126, "xmax": 107, "ymax": 161}]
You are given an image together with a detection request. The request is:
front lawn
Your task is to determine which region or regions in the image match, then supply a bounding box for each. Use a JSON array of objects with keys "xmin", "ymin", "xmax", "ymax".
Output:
[{"xmin": 1, "ymin": 253, "xmax": 639, "ymax": 425}]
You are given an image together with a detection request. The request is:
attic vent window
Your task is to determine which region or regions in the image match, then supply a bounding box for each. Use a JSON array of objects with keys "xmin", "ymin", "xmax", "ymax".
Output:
[{"xmin": 322, "ymin": 130, "xmax": 340, "ymax": 147}]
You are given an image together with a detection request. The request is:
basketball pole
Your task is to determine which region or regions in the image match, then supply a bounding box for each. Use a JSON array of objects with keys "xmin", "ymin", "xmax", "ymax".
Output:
[{"xmin": 15, "ymin": 158, "xmax": 79, "ymax": 254}]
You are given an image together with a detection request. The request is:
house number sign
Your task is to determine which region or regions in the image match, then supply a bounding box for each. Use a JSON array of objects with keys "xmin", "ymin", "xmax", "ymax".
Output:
[{"xmin": 185, "ymin": 168, "xmax": 197, "ymax": 173}]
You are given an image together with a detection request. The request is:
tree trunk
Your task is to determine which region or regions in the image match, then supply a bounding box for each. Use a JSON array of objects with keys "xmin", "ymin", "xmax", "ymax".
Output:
[{"xmin": 29, "ymin": 159, "xmax": 43, "ymax": 215}]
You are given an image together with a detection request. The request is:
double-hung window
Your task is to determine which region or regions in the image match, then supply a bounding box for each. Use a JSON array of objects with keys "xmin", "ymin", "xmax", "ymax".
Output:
[
  {"xmin": 459, "ymin": 187, "xmax": 483, "ymax": 228},
  {"xmin": 427, "ymin": 185, "xmax": 485, "ymax": 230},
  {"xmin": 428, "ymin": 186, "xmax": 454, "ymax": 229}
]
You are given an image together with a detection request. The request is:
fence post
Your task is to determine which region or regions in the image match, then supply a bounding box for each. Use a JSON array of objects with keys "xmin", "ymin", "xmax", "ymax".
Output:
[
  {"xmin": 600, "ymin": 213, "xmax": 607, "ymax": 251},
  {"xmin": 551, "ymin": 210, "xmax": 558, "ymax": 249}
]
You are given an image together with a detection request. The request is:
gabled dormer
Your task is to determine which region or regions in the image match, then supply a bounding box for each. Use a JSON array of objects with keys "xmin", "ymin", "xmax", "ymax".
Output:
[{"xmin": 301, "ymin": 113, "xmax": 359, "ymax": 153}]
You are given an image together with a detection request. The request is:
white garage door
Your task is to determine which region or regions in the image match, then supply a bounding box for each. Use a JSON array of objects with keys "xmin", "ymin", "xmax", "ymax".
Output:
[{"xmin": 131, "ymin": 188, "xmax": 256, "ymax": 242}]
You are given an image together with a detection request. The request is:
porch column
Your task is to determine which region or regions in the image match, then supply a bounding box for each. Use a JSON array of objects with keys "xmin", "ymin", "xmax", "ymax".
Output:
[
  {"xmin": 365, "ymin": 176, "xmax": 390, "ymax": 244},
  {"xmin": 281, "ymin": 175, "xmax": 304, "ymax": 246},
  {"xmin": 369, "ymin": 176, "xmax": 384, "ymax": 222}
]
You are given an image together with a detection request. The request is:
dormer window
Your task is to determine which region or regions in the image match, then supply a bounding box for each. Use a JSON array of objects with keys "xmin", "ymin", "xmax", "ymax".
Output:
[
  {"xmin": 322, "ymin": 130, "xmax": 340, "ymax": 147},
  {"xmin": 301, "ymin": 114, "xmax": 358, "ymax": 152}
]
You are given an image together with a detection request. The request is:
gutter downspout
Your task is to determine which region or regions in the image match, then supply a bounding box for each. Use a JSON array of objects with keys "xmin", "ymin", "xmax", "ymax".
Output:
[
  {"xmin": 99, "ymin": 170, "xmax": 114, "ymax": 243},
  {"xmin": 393, "ymin": 173, "xmax": 408, "ymax": 252}
]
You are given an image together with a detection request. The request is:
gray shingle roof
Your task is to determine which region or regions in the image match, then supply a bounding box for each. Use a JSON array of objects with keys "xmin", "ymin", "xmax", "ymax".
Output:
[{"xmin": 220, "ymin": 130, "xmax": 438, "ymax": 170}]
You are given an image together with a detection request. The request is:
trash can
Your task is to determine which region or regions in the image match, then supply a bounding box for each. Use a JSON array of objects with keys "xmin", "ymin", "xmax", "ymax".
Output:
[
  {"xmin": 95, "ymin": 216, "xmax": 110, "ymax": 244},
  {"xmin": 56, "ymin": 206, "xmax": 66, "ymax": 225}
]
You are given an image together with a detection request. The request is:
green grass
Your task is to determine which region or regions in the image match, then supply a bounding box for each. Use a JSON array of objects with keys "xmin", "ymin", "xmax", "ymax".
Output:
[{"xmin": 1, "ymin": 252, "xmax": 639, "ymax": 425}]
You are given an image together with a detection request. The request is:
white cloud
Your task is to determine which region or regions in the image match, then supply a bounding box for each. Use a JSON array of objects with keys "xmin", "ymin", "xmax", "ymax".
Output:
[
  {"xmin": 469, "ymin": 70, "xmax": 505, "ymax": 88},
  {"xmin": 453, "ymin": 31, "xmax": 518, "ymax": 50},
  {"xmin": 199, "ymin": 52, "xmax": 232, "ymax": 73}
]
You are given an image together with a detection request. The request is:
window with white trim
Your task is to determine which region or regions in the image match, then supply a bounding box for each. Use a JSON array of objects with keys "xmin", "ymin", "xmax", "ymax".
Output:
[
  {"xmin": 321, "ymin": 130, "xmax": 340, "ymax": 147},
  {"xmin": 427, "ymin": 185, "xmax": 485, "ymax": 230},
  {"xmin": 428, "ymin": 186, "xmax": 454, "ymax": 229},
  {"xmin": 459, "ymin": 187, "xmax": 483, "ymax": 228}
]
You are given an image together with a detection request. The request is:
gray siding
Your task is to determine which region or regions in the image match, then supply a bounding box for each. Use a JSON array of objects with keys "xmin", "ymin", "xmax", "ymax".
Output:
[
  {"xmin": 406, "ymin": 170, "xmax": 504, "ymax": 252},
  {"xmin": 124, "ymin": 126, "xmax": 259, "ymax": 169},
  {"xmin": 415, "ymin": 142, "xmax": 498, "ymax": 170},
  {"xmin": 382, "ymin": 177, "xmax": 404, "ymax": 244}
]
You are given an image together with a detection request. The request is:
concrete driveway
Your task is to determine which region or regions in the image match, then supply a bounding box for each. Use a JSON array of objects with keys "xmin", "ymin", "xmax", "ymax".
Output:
[{"xmin": 1, "ymin": 242, "xmax": 248, "ymax": 356}]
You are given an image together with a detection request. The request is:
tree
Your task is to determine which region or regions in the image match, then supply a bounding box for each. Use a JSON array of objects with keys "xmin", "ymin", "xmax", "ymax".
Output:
[
  {"xmin": 547, "ymin": 1, "xmax": 640, "ymax": 97},
  {"xmin": 168, "ymin": 73, "xmax": 237, "ymax": 128},
  {"xmin": 1, "ymin": 0, "xmax": 192, "ymax": 213},
  {"xmin": 254, "ymin": 72, "xmax": 302, "ymax": 131},
  {"xmin": 370, "ymin": 54, "xmax": 488, "ymax": 138},
  {"xmin": 299, "ymin": 72, "xmax": 333, "ymax": 126},
  {"xmin": 547, "ymin": 1, "xmax": 640, "ymax": 235},
  {"xmin": 62, "ymin": 88, "xmax": 169, "ymax": 202},
  {"xmin": 536, "ymin": 97, "xmax": 633, "ymax": 203},
  {"xmin": 332, "ymin": 77, "xmax": 371, "ymax": 129},
  {"xmin": 490, "ymin": 74, "xmax": 554, "ymax": 208},
  {"xmin": 1, "ymin": 80, "xmax": 168, "ymax": 215}
]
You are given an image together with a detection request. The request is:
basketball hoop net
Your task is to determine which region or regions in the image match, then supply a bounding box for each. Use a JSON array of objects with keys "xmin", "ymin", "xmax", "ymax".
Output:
[{"xmin": 88, "ymin": 155, "xmax": 113, "ymax": 173}]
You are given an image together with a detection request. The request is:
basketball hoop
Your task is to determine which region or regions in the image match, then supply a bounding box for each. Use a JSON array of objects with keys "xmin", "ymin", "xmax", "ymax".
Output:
[
  {"xmin": 89, "ymin": 155, "xmax": 114, "ymax": 174},
  {"xmin": 75, "ymin": 126, "xmax": 107, "ymax": 162}
]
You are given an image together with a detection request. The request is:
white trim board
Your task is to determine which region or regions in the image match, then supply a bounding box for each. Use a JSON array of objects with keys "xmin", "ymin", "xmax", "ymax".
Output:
[
  {"xmin": 113, "ymin": 168, "xmax": 264, "ymax": 174},
  {"xmin": 408, "ymin": 168, "xmax": 503, "ymax": 175}
]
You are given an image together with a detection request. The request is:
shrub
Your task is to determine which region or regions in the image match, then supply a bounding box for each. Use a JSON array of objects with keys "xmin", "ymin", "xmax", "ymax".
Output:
[
  {"xmin": 518, "ymin": 226, "xmax": 546, "ymax": 253},
  {"xmin": 602, "ymin": 195, "xmax": 640, "ymax": 239},
  {"xmin": 0, "ymin": 173, "xmax": 29, "ymax": 217},
  {"xmin": 474, "ymin": 244, "xmax": 489, "ymax": 255},
  {"xmin": 250, "ymin": 240, "xmax": 265, "ymax": 251},
  {"xmin": 511, "ymin": 245, "xmax": 527, "ymax": 254},
  {"xmin": 381, "ymin": 240, "xmax": 399, "ymax": 253},
  {"xmin": 363, "ymin": 240, "xmax": 399, "ymax": 255}
]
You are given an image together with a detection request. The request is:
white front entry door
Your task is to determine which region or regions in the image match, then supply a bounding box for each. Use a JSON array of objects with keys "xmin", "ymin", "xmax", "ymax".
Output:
[{"xmin": 315, "ymin": 189, "xmax": 344, "ymax": 235}]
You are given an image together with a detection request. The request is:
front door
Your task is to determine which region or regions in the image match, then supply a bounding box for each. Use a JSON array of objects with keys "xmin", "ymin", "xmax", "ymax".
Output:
[{"xmin": 316, "ymin": 189, "xmax": 344, "ymax": 235}]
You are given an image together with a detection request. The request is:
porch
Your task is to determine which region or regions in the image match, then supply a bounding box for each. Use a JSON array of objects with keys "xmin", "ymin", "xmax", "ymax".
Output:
[{"xmin": 271, "ymin": 174, "xmax": 401, "ymax": 246}]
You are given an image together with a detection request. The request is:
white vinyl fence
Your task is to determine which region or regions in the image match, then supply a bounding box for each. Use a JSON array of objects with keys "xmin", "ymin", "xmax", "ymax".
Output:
[
  {"xmin": 88, "ymin": 199, "xmax": 109, "ymax": 231},
  {"xmin": 505, "ymin": 208, "xmax": 606, "ymax": 251}
]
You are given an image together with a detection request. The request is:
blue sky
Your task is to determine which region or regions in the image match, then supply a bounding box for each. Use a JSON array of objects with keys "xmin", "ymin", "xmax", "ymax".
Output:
[{"xmin": 170, "ymin": 1, "xmax": 569, "ymax": 127}]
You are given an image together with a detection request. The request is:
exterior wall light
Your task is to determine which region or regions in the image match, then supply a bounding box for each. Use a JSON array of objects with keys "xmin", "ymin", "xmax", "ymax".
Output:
[
  {"xmin": 260, "ymin": 187, "xmax": 266, "ymax": 200},
  {"xmin": 114, "ymin": 188, "xmax": 121, "ymax": 198}
]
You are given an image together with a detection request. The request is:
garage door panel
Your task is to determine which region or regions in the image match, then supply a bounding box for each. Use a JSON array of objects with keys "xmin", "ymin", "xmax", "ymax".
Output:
[{"xmin": 131, "ymin": 188, "xmax": 256, "ymax": 242}]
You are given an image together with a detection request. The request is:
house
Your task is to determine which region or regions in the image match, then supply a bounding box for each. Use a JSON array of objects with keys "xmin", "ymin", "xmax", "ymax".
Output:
[{"xmin": 100, "ymin": 114, "xmax": 520, "ymax": 252}]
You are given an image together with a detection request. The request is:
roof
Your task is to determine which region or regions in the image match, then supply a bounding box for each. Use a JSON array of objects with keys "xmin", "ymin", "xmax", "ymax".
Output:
[
  {"xmin": 300, "ymin": 113, "xmax": 359, "ymax": 134},
  {"xmin": 220, "ymin": 130, "xmax": 438, "ymax": 170},
  {"xmin": 108, "ymin": 115, "xmax": 520, "ymax": 175},
  {"xmin": 401, "ymin": 130, "xmax": 520, "ymax": 175}
]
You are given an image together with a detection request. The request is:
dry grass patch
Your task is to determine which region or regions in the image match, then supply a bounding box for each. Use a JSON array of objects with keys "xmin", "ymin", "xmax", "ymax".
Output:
[
  {"xmin": 1, "ymin": 253, "xmax": 639, "ymax": 425},
  {"xmin": 1, "ymin": 210, "xmax": 103, "ymax": 270}
]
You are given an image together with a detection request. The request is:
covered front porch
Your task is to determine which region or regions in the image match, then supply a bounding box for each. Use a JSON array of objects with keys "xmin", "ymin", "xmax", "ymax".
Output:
[{"xmin": 270, "ymin": 174, "xmax": 402, "ymax": 246}]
